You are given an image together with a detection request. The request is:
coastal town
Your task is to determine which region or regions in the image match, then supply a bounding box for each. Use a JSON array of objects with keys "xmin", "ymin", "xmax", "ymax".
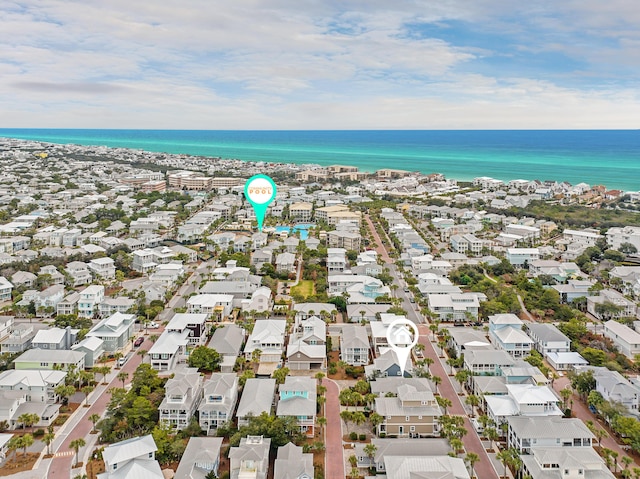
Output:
[{"xmin": 0, "ymin": 137, "xmax": 639, "ymax": 479}]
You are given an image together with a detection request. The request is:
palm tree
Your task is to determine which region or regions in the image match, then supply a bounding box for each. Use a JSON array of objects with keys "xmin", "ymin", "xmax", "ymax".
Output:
[
  {"xmin": 363, "ymin": 443, "xmax": 377, "ymax": 466},
  {"xmin": 436, "ymin": 396, "xmax": 452, "ymax": 415},
  {"xmin": 465, "ymin": 452, "xmax": 480, "ymax": 478},
  {"xmin": 43, "ymin": 430, "xmax": 55, "ymax": 456},
  {"xmin": 7, "ymin": 436, "xmax": 21, "ymax": 460},
  {"xmin": 340, "ymin": 410, "xmax": 353, "ymax": 434},
  {"xmin": 20, "ymin": 433, "xmax": 34, "ymax": 457},
  {"xmin": 431, "ymin": 375, "xmax": 442, "ymax": 394},
  {"xmin": 18, "ymin": 413, "xmax": 39, "ymax": 433},
  {"xmin": 137, "ymin": 349, "xmax": 148, "ymax": 363},
  {"xmin": 496, "ymin": 449, "xmax": 511, "ymax": 479},
  {"xmin": 317, "ymin": 416, "xmax": 327, "ymax": 437},
  {"xmin": 70, "ymin": 437, "xmax": 86, "ymax": 467},
  {"xmin": 465, "ymin": 395, "xmax": 480, "ymax": 417},
  {"xmin": 89, "ymin": 413, "xmax": 100, "ymax": 433},
  {"xmin": 559, "ymin": 386, "xmax": 572, "ymax": 411},
  {"xmin": 113, "ymin": 352, "xmax": 123, "ymax": 369},
  {"xmin": 117, "ymin": 371, "xmax": 128, "ymax": 388},
  {"xmin": 81, "ymin": 385, "xmax": 94, "ymax": 406}
]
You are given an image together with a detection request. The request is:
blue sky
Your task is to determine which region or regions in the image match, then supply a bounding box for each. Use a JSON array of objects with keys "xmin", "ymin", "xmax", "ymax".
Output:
[{"xmin": 1, "ymin": 1, "xmax": 639, "ymax": 129}]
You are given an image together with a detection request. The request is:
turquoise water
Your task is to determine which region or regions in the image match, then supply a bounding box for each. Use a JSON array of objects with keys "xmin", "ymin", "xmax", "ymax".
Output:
[
  {"xmin": 0, "ymin": 129, "xmax": 638, "ymax": 190},
  {"xmin": 275, "ymin": 224, "xmax": 315, "ymax": 240}
]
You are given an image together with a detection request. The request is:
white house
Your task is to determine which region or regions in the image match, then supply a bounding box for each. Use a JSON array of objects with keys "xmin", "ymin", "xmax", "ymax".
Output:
[
  {"xmin": 243, "ymin": 319, "xmax": 286, "ymax": 363},
  {"xmin": 506, "ymin": 248, "xmax": 540, "ymax": 267},
  {"xmin": 98, "ymin": 435, "xmax": 163, "ymax": 479},
  {"xmin": 86, "ymin": 312, "xmax": 135, "ymax": 353},
  {"xmin": 488, "ymin": 314, "xmax": 534, "ymax": 358},
  {"xmin": 77, "ymin": 285, "xmax": 105, "ymax": 318},
  {"xmin": 603, "ymin": 320, "xmax": 640, "ymax": 359},
  {"xmin": 88, "ymin": 257, "xmax": 116, "ymax": 280},
  {"xmin": 159, "ymin": 367, "xmax": 203, "ymax": 431}
]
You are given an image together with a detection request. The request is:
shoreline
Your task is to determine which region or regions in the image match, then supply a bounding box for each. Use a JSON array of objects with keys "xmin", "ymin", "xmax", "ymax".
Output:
[{"xmin": 0, "ymin": 132, "xmax": 637, "ymax": 192}]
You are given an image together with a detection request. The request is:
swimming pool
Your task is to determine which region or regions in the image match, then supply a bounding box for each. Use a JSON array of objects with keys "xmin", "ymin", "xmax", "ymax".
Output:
[{"xmin": 274, "ymin": 223, "xmax": 315, "ymax": 240}]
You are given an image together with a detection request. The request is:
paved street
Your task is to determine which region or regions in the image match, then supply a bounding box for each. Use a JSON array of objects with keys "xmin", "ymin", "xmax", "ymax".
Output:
[
  {"xmin": 47, "ymin": 336, "xmax": 151, "ymax": 478},
  {"xmin": 366, "ymin": 213, "xmax": 499, "ymax": 479},
  {"xmin": 323, "ymin": 378, "xmax": 345, "ymax": 479}
]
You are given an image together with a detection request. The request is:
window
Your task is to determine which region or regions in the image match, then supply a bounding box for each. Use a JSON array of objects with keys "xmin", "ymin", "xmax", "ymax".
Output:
[
  {"xmin": 410, "ymin": 426, "xmax": 415, "ymax": 432},
  {"xmin": 406, "ymin": 416, "xmax": 410, "ymax": 421},
  {"xmin": 148, "ymin": 452, "xmax": 153, "ymax": 458}
]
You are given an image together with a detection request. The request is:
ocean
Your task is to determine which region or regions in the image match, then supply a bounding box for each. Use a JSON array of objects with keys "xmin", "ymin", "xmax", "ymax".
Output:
[{"xmin": 0, "ymin": 129, "xmax": 638, "ymax": 191}]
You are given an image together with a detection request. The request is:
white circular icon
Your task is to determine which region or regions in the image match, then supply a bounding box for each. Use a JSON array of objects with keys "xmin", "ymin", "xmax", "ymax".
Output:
[
  {"xmin": 386, "ymin": 318, "xmax": 419, "ymax": 350},
  {"xmin": 246, "ymin": 177, "xmax": 275, "ymax": 204}
]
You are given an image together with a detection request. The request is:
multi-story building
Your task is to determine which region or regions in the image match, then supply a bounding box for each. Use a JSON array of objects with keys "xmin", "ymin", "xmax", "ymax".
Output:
[
  {"xmin": 198, "ymin": 373, "xmax": 238, "ymax": 436},
  {"xmin": 488, "ymin": 314, "xmax": 534, "ymax": 359},
  {"xmin": 77, "ymin": 285, "xmax": 105, "ymax": 318},
  {"xmin": 88, "ymin": 257, "xmax": 116, "ymax": 280},
  {"xmin": 236, "ymin": 379, "xmax": 276, "ymax": 427},
  {"xmin": 0, "ymin": 277, "xmax": 13, "ymax": 302},
  {"xmin": 374, "ymin": 383, "xmax": 442, "ymax": 438},
  {"xmin": 289, "ymin": 202, "xmax": 313, "ymax": 222},
  {"xmin": 86, "ymin": 312, "xmax": 136, "ymax": 353},
  {"xmin": 99, "ymin": 435, "xmax": 163, "ymax": 479},
  {"xmin": 276, "ymin": 376, "xmax": 316, "ymax": 437},
  {"xmin": 243, "ymin": 319, "xmax": 286, "ymax": 363},
  {"xmin": 507, "ymin": 416, "xmax": 594, "ymax": 453},
  {"xmin": 340, "ymin": 324, "xmax": 370, "ymax": 366},
  {"xmin": 229, "ymin": 436, "xmax": 271, "ymax": 479},
  {"xmin": 606, "ymin": 226, "xmax": 640, "ymax": 252},
  {"xmin": 159, "ymin": 368, "xmax": 203, "ymax": 431}
]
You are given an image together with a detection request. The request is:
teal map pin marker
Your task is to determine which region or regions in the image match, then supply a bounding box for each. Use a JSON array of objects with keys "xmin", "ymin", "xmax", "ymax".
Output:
[{"xmin": 244, "ymin": 174, "xmax": 277, "ymax": 231}]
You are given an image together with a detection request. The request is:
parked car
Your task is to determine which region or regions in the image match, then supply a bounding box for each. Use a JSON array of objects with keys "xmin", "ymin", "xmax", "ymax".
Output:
[
  {"xmin": 148, "ymin": 322, "xmax": 159, "ymax": 329},
  {"xmin": 134, "ymin": 337, "xmax": 144, "ymax": 347},
  {"xmin": 118, "ymin": 357, "xmax": 127, "ymax": 367}
]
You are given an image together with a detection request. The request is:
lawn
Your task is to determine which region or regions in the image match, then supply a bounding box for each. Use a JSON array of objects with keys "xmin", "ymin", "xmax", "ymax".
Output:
[{"xmin": 290, "ymin": 280, "xmax": 314, "ymax": 298}]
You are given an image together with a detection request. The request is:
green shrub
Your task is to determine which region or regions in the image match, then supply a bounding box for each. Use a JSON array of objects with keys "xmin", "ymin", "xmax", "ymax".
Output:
[
  {"xmin": 34, "ymin": 428, "xmax": 45, "ymax": 437},
  {"xmin": 349, "ymin": 432, "xmax": 358, "ymax": 441},
  {"xmin": 359, "ymin": 434, "xmax": 366, "ymax": 441}
]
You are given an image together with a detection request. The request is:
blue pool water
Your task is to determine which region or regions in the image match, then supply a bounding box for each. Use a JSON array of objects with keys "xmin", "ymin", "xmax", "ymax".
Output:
[{"xmin": 275, "ymin": 223, "xmax": 315, "ymax": 240}]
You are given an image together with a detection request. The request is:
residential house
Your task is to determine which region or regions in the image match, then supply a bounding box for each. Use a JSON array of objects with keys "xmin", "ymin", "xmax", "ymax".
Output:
[
  {"xmin": 32, "ymin": 326, "xmax": 76, "ymax": 350},
  {"xmin": 166, "ymin": 313, "xmax": 208, "ymax": 347},
  {"xmin": 38, "ymin": 265, "xmax": 64, "ymax": 284},
  {"xmin": 488, "ymin": 313, "xmax": 534, "ymax": 358},
  {"xmin": 65, "ymin": 261, "xmax": 92, "ymax": 287},
  {"xmin": 327, "ymin": 248, "xmax": 348, "ymax": 273},
  {"xmin": 86, "ymin": 312, "xmax": 135, "ymax": 353},
  {"xmin": 98, "ymin": 297, "xmax": 136, "ymax": 316},
  {"xmin": 243, "ymin": 319, "xmax": 286, "ymax": 363},
  {"xmin": 240, "ymin": 287, "xmax": 273, "ymax": 314},
  {"xmin": 186, "ymin": 294, "xmax": 234, "ymax": 320},
  {"xmin": 521, "ymin": 447, "xmax": 614, "ymax": 479},
  {"xmin": 174, "ymin": 437, "xmax": 223, "ymax": 479},
  {"xmin": 208, "ymin": 324, "xmax": 245, "ymax": 373},
  {"xmin": 287, "ymin": 316, "xmax": 326, "ymax": 371},
  {"xmin": 374, "ymin": 382, "xmax": 442, "ymax": 438},
  {"xmin": 552, "ymin": 279, "xmax": 595, "ymax": 304},
  {"xmin": 525, "ymin": 322, "xmax": 571, "ymax": 356},
  {"xmin": 590, "ymin": 290, "xmax": 636, "ymax": 321},
  {"xmin": 328, "ymin": 230, "xmax": 361, "ymax": 251},
  {"xmin": 340, "ymin": 324, "xmax": 370, "ymax": 366},
  {"xmin": 198, "ymin": 373, "xmax": 239, "ymax": 436},
  {"xmin": 427, "ymin": 293, "xmax": 481, "ymax": 322},
  {"xmin": 98, "ymin": 435, "xmax": 163, "ymax": 479},
  {"xmin": 229, "ymin": 436, "xmax": 271, "ymax": 479},
  {"xmin": 57, "ymin": 291, "xmax": 80, "ymax": 316},
  {"xmin": 354, "ymin": 438, "xmax": 451, "ymax": 473},
  {"xmin": 77, "ymin": 285, "xmax": 105, "ymax": 318},
  {"xmin": 0, "ymin": 324, "xmax": 35, "ymax": 353},
  {"xmin": 275, "ymin": 252, "xmax": 296, "ymax": 273},
  {"xmin": 149, "ymin": 330, "xmax": 190, "ymax": 372},
  {"xmin": 604, "ymin": 320, "xmax": 640, "ymax": 359},
  {"xmin": 72, "ymin": 336, "xmax": 105, "ymax": 368},
  {"xmin": 0, "ymin": 369, "xmax": 66, "ymax": 403},
  {"xmin": 464, "ymin": 349, "xmax": 515, "ymax": 376},
  {"xmin": 159, "ymin": 367, "xmax": 203, "ymax": 430},
  {"xmin": 447, "ymin": 329, "xmax": 491, "ymax": 358},
  {"xmin": 484, "ymin": 384, "xmax": 562, "ymax": 429},
  {"xmin": 507, "ymin": 416, "xmax": 594, "ymax": 453},
  {"xmin": 274, "ymin": 443, "xmax": 314, "ymax": 479},
  {"xmin": 0, "ymin": 277, "xmax": 13, "ymax": 302},
  {"xmin": 276, "ymin": 376, "xmax": 316, "ymax": 437},
  {"xmin": 13, "ymin": 349, "xmax": 85, "ymax": 371},
  {"xmin": 88, "ymin": 257, "xmax": 116, "ymax": 280},
  {"xmin": 365, "ymin": 349, "xmax": 413, "ymax": 379},
  {"xmin": 236, "ymin": 379, "xmax": 276, "ymax": 427},
  {"xmin": 506, "ymin": 248, "xmax": 540, "ymax": 267},
  {"xmin": 10, "ymin": 271, "xmax": 36, "ymax": 288},
  {"xmin": 0, "ymin": 317, "xmax": 13, "ymax": 342},
  {"xmin": 576, "ymin": 366, "xmax": 640, "ymax": 416},
  {"xmin": 0, "ymin": 390, "xmax": 60, "ymax": 430}
]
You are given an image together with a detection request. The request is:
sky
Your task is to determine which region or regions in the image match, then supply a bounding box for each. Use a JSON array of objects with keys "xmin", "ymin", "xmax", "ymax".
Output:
[{"xmin": 1, "ymin": 0, "xmax": 639, "ymax": 129}]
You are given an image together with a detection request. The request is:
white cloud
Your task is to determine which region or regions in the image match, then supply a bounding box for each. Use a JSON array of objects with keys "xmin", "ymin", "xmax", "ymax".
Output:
[{"xmin": 0, "ymin": 1, "xmax": 637, "ymax": 128}]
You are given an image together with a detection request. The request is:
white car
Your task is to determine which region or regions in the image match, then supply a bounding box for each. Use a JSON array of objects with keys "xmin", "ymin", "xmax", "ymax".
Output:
[{"xmin": 148, "ymin": 322, "xmax": 159, "ymax": 329}]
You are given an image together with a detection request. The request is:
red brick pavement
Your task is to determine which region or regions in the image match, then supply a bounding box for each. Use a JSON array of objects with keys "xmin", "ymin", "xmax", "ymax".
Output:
[
  {"xmin": 48, "ymin": 336, "xmax": 151, "ymax": 477},
  {"xmin": 323, "ymin": 378, "xmax": 345, "ymax": 479},
  {"xmin": 418, "ymin": 324, "xmax": 499, "ymax": 479}
]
